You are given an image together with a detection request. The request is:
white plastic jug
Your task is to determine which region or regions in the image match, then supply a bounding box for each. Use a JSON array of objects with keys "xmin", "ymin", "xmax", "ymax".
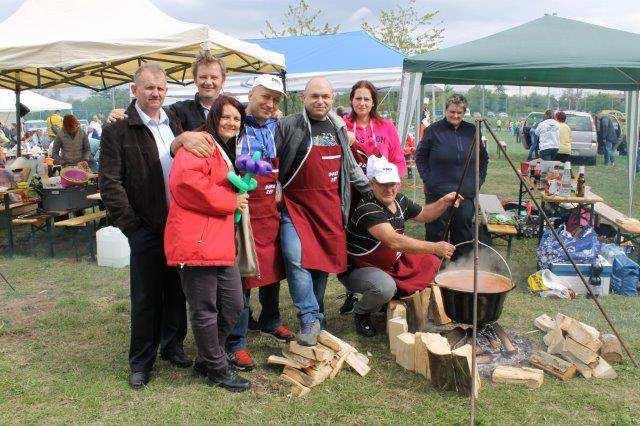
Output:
[{"xmin": 96, "ymin": 226, "xmax": 130, "ymax": 268}]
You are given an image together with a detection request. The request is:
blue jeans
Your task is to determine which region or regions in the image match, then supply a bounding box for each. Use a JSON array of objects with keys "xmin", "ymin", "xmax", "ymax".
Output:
[
  {"xmin": 539, "ymin": 148, "xmax": 558, "ymax": 161},
  {"xmin": 226, "ymin": 283, "xmax": 282, "ymax": 352},
  {"xmin": 280, "ymin": 211, "xmax": 327, "ymax": 327},
  {"xmin": 527, "ymin": 128, "xmax": 539, "ymax": 160},
  {"xmin": 603, "ymin": 141, "xmax": 615, "ymax": 165}
]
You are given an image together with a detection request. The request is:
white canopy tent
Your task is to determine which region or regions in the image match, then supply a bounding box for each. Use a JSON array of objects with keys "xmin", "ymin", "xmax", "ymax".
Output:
[
  {"xmin": 0, "ymin": 89, "xmax": 71, "ymax": 113},
  {"xmin": 0, "ymin": 0, "xmax": 285, "ymax": 155}
]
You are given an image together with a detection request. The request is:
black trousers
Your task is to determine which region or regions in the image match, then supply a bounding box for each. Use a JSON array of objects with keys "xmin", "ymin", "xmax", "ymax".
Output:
[
  {"xmin": 128, "ymin": 227, "xmax": 187, "ymax": 373},
  {"xmin": 425, "ymin": 193, "xmax": 475, "ymax": 259},
  {"xmin": 180, "ymin": 265, "xmax": 243, "ymax": 374}
]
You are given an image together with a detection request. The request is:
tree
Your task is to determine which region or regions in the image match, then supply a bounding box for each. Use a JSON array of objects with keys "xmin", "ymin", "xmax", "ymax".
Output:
[
  {"xmin": 362, "ymin": 0, "xmax": 444, "ymax": 54},
  {"xmin": 262, "ymin": 0, "xmax": 340, "ymax": 37}
]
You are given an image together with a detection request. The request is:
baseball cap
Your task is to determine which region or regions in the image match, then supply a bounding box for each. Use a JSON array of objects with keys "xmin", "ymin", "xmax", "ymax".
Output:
[
  {"xmin": 366, "ymin": 156, "xmax": 400, "ymax": 184},
  {"xmin": 252, "ymin": 74, "xmax": 285, "ymax": 95}
]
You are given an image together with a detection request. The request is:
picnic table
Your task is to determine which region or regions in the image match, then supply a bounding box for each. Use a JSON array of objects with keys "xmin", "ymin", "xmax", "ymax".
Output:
[
  {"xmin": 594, "ymin": 202, "xmax": 640, "ymax": 245},
  {"xmin": 478, "ymin": 194, "xmax": 517, "ymax": 258}
]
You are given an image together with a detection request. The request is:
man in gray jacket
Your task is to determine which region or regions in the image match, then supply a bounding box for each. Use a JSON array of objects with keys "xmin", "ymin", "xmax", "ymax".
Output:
[{"xmin": 275, "ymin": 77, "xmax": 370, "ymax": 345}]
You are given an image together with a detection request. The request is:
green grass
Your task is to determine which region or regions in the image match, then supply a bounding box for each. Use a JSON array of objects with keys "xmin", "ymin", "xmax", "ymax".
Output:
[{"xmin": 1, "ymin": 130, "xmax": 639, "ymax": 424}]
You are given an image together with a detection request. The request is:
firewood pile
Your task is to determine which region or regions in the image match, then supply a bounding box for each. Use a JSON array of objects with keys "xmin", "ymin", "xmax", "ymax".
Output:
[
  {"xmin": 269, "ymin": 330, "xmax": 370, "ymax": 397},
  {"xmin": 529, "ymin": 313, "xmax": 622, "ymax": 380}
]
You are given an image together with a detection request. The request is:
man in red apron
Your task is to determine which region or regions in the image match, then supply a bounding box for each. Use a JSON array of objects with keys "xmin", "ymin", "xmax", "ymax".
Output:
[
  {"xmin": 275, "ymin": 77, "xmax": 370, "ymax": 346},
  {"xmin": 344, "ymin": 156, "xmax": 458, "ymax": 337},
  {"xmin": 225, "ymin": 75, "xmax": 295, "ymax": 370}
]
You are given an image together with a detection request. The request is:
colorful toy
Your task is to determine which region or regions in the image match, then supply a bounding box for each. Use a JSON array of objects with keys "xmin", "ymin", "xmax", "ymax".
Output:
[{"xmin": 227, "ymin": 151, "xmax": 273, "ymax": 222}]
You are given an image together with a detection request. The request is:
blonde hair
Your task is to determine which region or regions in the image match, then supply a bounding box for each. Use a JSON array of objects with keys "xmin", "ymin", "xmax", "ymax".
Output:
[{"xmin": 191, "ymin": 50, "xmax": 226, "ymax": 80}]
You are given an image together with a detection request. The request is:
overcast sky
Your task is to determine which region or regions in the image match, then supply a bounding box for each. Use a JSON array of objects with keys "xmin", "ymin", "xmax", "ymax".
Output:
[{"xmin": 1, "ymin": 0, "xmax": 639, "ymax": 47}]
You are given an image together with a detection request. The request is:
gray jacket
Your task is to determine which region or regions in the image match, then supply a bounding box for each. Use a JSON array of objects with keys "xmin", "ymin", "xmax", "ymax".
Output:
[{"xmin": 275, "ymin": 108, "xmax": 370, "ymax": 226}]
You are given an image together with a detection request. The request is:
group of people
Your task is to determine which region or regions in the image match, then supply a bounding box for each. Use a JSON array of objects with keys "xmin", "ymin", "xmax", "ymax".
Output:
[
  {"xmin": 98, "ymin": 52, "xmax": 487, "ymax": 392},
  {"xmin": 527, "ymin": 109, "xmax": 573, "ymax": 162}
]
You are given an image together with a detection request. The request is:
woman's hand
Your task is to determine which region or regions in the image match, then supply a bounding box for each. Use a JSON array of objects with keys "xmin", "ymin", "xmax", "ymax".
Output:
[
  {"xmin": 441, "ymin": 192, "xmax": 463, "ymax": 207},
  {"xmin": 347, "ymin": 131, "xmax": 357, "ymax": 146},
  {"xmin": 236, "ymin": 193, "xmax": 249, "ymax": 212},
  {"xmin": 431, "ymin": 241, "xmax": 456, "ymax": 259}
]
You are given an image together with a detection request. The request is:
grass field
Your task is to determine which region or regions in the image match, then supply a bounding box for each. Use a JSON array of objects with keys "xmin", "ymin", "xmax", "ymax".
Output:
[{"xmin": 1, "ymin": 129, "xmax": 639, "ymax": 424}]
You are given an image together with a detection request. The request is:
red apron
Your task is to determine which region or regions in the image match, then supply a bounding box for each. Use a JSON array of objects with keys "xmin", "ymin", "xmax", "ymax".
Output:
[
  {"xmin": 244, "ymin": 158, "xmax": 285, "ymax": 289},
  {"xmin": 349, "ymin": 231, "xmax": 441, "ymax": 295},
  {"xmin": 283, "ymin": 144, "xmax": 347, "ymax": 273}
]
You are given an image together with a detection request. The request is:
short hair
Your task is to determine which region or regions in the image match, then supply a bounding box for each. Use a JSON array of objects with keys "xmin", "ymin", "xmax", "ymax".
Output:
[
  {"xmin": 544, "ymin": 109, "xmax": 554, "ymax": 119},
  {"xmin": 555, "ymin": 111, "xmax": 566, "ymax": 122},
  {"xmin": 445, "ymin": 93, "xmax": 468, "ymax": 110},
  {"xmin": 133, "ymin": 62, "xmax": 166, "ymax": 85},
  {"xmin": 204, "ymin": 95, "xmax": 246, "ymax": 140},
  {"xmin": 191, "ymin": 50, "xmax": 226, "ymax": 80},
  {"xmin": 349, "ymin": 80, "xmax": 381, "ymax": 121}
]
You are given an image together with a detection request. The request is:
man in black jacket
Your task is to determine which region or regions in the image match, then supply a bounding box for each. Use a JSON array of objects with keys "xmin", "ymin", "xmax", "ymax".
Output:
[
  {"xmin": 415, "ymin": 94, "xmax": 488, "ymax": 254},
  {"xmin": 100, "ymin": 63, "xmax": 193, "ymax": 389}
]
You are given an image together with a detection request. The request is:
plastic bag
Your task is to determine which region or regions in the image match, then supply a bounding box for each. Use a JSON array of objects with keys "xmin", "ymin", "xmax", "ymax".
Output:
[
  {"xmin": 528, "ymin": 269, "xmax": 576, "ymax": 299},
  {"xmin": 600, "ymin": 243, "xmax": 626, "ymax": 264},
  {"xmin": 611, "ymin": 255, "xmax": 639, "ymax": 296},
  {"xmin": 537, "ymin": 224, "xmax": 601, "ymax": 270}
]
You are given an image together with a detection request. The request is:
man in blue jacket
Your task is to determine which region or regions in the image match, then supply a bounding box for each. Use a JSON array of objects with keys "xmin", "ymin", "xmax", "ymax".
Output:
[{"xmin": 415, "ymin": 94, "xmax": 488, "ymax": 254}]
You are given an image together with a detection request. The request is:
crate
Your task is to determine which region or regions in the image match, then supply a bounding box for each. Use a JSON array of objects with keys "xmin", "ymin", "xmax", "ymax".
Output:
[
  {"xmin": 40, "ymin": 184, "xmax": 98, "ymax": 212},
  {"xmin": 550, "ymin": 255, "xmax": 611, "ymax": 296}
]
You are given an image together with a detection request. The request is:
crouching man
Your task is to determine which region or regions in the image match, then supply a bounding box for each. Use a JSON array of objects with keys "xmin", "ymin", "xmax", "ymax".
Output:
[{"xmin": 343, "ymin": 156, "xmax": 459, "ymax": 336}]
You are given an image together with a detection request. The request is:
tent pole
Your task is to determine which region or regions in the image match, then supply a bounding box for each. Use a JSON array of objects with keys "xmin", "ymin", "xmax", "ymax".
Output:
[
  {"xmin": 481, "ymin": 85, "xmax": 485, "ymax": 116},
  {"xmin": 431, "ymin": 86, "xmax": 436, "ymax": 120},
  {"xmin": 412, "ymin": 86, "xmax": 423, "ymax": 202},
  {"xmin": 280, "ymin": 70, "xmax": 288, "ymax": 115},
  {"xmin": 469, "ymin": 118, "xmax": 481, "ymax": 425},
  {"xmin": 15, "ymin": 79, "xmax": 22, "ymax": 158}
]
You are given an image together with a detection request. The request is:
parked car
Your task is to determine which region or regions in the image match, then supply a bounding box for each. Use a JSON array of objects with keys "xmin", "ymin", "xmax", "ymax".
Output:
[
  {"xmin": 498, "ymin": 112, "xmax": 509, "ymax": 119},
  {"xmin": 24, "ymin": 119, "xmax": 47, "ymax": 133},
  {"xmin": 564, "ymin": 110, "xmax": 598, "ymax": 164}
]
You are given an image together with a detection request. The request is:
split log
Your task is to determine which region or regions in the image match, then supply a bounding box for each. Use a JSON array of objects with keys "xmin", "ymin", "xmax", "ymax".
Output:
[
  {"xmin": 600, "ymin": 334, "xmax": 623, "ymax": 364},
  {"xmin": 451, "ymin": 344, "xmax": 481, "ymax": 399},
  {"xmin": 529, "ymin": 350, "xmax": 576, "ymax": 381},
  {"xmin": 346, "ymin": 352, "xmax": 370, "ymax": 377},
  {"xmin": 543, "ymin": 327, "xmax": 566, "ymax": 355},
  {"xmin": 329, "ymin": 348, "xmax": 353, "ymax": 379},
  {"xmin": 429, "ymin": 286, "xmax": 452, "ymax": 325},
  {"xmin": 317, "ymin": 330, "xmax": 352, "ymax": 352},
  {"xmin": 395, "ymin": 332, "xmax": 416, "ymax": 371},
  {"xmin": 563, "ymin": 337, "xmax": 599, "ymax": 365},
  {"xmin": 414, "ymin": 332, "xmax": 430, "ymax": 379},
  {"xmin": 534, "ymin": 314, "xmax": 557, "ymax": 332},
  {"xmin": 283, "ymin": 366, "xmax": 315, "ymax": 388},
  {"xmin": 388, "ymin": 317, "xmax": 408, "ymax": 355},
  {"xmin": 555, "ymin": 313, "xmax": 601, "ymax": 351},
  {"xmin": 304, "ymin": 363, "xmax": 333, "ymax": 386},
  {"xmin": 282, "ymin": 348, "xmax": 315, "ymax": 368},
  {"xmin": 387, "ymin": 300, "xmax": 406, "ymax": 322},
  {"xmin": 288, "ymin": 341, "xmax": 334, "ymax": 362},
  {"xmin": 492, "ymin": 366, "xmax": 544, "ymax": 389},
  {"xmin": 560, "ymin": 352, "xmax": 593, "ymax": 378},
  {"xmin": 267, "ymin": 355, "xmax": 306, "ymax": 370},
  {"xmin": 493, "ymin": 323, "xmax": 516, "ymax": 354},
  {"xmin": 401, "ymin": 288, "xmax": 430, "ymax": 332},
  {"xmin": 280, "ymin": 373, "xmax": 311, "ymax": 397},
  {"xmin": 353, "ymin": 352, "xmax": 369, "ymax": 365},
  {"xmin": 591, "ymin": 357, "xmax": 617, "ymax": 379},
  {"xmin": 424, "ymin": 333, "xmax": 478, "ymax": 397}
]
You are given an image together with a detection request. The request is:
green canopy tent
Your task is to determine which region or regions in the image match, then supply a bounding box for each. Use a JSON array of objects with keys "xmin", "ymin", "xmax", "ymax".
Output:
[{"xmin": 397, "ymin": 15, "xmax": 640, "ymax": 214}]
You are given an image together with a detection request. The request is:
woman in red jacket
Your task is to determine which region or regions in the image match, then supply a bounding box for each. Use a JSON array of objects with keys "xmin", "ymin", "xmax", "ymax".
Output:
[{"xmin": 164, "ymin": 95, "xmax": 250, "ymax": 392}]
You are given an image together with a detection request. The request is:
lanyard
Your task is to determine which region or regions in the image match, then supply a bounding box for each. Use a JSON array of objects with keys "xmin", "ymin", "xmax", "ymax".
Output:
[{"xmin": 352, "ymin": 119, "xmax": 378, "ymax": 148}]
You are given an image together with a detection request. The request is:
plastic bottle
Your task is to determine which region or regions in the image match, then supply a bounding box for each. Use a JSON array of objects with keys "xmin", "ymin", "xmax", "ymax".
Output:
[
  {"xmin": 577, "ymin": 165, "xmax": 586, "ymax": 197},
  {"xmin": 560, "ymin": 161, "xmax": 572, "ymax": 196}
]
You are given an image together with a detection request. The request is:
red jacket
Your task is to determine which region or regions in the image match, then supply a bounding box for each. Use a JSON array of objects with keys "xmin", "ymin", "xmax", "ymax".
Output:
[{"xmin": 164, "ymin": 148, "xmax": 237, "ymax": 266}]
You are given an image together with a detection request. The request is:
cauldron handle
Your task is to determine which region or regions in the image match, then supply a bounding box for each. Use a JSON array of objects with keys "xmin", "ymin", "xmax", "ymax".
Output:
[{"xmin": 450, "ymin": 240, "xmax": 513, "ymax": 285}]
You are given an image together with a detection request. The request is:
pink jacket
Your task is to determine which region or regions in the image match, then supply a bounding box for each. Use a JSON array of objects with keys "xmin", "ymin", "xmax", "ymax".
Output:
[{"xmin": 343, "ymin": 115, "xmax": 407, "ymax": 177}]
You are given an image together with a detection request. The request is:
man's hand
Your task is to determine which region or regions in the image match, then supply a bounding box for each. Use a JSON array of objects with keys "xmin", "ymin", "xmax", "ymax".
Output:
[
  {"xmin": 108, "ymin": 109, "xmax": 127, "ymax": 123},
  {"xmin": 77, "ymin": 161, "xmax": 89, "ymax": 171},
  {"xmin": 431, "ymin": 241, "xmax": 456, "ymax": 259},
  {"xmin": 346, "ymin": 130, "xmax": 357, "ymax": 146},
  {"xmin": 441, "ymin": 192, "xmax": 463, "ymax": 208},
  {"xmin": 236, "ymin": 193, "xmax": 249, "ymax": 212},
  {"xmin": 174, "ymin": 131, "xmax": 215, "ymax": 158}
]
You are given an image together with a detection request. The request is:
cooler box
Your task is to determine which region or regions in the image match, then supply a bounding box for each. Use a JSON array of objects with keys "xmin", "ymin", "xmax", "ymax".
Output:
[
  {"xmin": 550, "ymin": 255, "xmax": 611, "ymax": 296},
  {"xmin": 40, "ymin": 184, "xmax": 98, "ymax": 212}
]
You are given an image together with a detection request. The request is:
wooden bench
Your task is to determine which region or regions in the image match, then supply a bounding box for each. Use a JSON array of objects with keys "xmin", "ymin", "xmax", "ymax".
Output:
[
  {"xmin": 479, "ymin": 194, "xmax": 518, "ymax": 258},
  {"xmin": 54, "ymin": 210, "xmax": 107, "ymax": 260},
  {"xmin": 594, "ymin": 202, "xmax": 640, "ymax": 243}
]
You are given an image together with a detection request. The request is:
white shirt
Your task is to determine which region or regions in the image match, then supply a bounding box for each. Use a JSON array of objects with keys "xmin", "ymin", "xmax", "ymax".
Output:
[
  {"xmin": 89, "ymin": 120, "xmax": 102, "ymax": 136},
  {"xmin": 535, "ymin": 118, "xmax": 560, "ymax": 151},
  {"xmin": 134, "ymin": 103, "xmax": 174, "ymax": 204}
]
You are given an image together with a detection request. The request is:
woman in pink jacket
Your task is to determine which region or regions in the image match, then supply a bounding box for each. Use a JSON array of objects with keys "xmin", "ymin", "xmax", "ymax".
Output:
[
  {"xmin": 164, "ymin": 95, "xmax": 251, "ymax": 393},
  {"xmin": 343, "ymin": 80, "xmax": 407, "ymax": 177}
]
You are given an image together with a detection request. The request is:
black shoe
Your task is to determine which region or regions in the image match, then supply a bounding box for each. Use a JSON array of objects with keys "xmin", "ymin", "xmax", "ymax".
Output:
[
  {"xmin": 207, "ymin": 368, "xmax": 251, "ymax": 392},
  {"xmin": 339, "ymin": 293, "xmax": 358, "ymax": 315},
  {"xmin": 248, "ymin": 316, "xmax": 260, "ymax": 331},
  {"xmin": 160, "ymin": 350, "xmax": 193, "ymax": 368},
  {"xmin": 354, "ymin": 313, "xmax": 376, "ymax": 337},
  {"xmin": 129, "ymin": 371, "xmax": 150, "ymax": 389}
]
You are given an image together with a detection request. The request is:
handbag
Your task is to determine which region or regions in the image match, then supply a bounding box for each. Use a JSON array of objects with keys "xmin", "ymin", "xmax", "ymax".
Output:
[{"xmin": 236, "ymin": 207, "xmax": 260, "ymax": 277}]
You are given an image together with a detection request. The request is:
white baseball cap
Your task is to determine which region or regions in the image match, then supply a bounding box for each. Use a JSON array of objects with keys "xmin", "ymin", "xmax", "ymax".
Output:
[
  {"xmin": 251, "ymin": 74, "xmax": 285, "ymax": 95},
  {"xmin": 366, "ymin": 156, "xmax": 400, "ymax": 184}
]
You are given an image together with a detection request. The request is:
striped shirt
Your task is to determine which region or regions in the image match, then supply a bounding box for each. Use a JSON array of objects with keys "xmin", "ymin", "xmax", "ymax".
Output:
[{"xmin": 346, "ymin": 193, "xmax": 421, "ymax": 255}]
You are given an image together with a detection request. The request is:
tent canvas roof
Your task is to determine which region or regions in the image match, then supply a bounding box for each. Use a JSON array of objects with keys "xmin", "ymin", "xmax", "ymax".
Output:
[
  {"xmin": 0, "ymin": 0, "xmax": 285, "ymax": 91},
  {"xmin": 404, "ymin": 15, "xmax": 640, "ymax": 90},
  {"xmin": 0, "ymin": 89, "xmax": 71, "ymax": 112}
]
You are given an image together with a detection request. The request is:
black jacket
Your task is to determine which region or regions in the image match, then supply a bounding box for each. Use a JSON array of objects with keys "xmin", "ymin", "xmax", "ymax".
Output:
[
  {"xmin": 415, "ymin": 118, "xmax": 488, "ymax": 199},
  {"xmin": 99, "ymin": 101, "xmax": 182, "ymax": 237},
  {"xmin": 166, "ymin": 93, "xmax": 208, "ymax": 131}
]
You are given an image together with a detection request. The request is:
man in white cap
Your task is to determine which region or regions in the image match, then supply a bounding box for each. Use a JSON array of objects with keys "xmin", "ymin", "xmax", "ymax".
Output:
[
  {"xmin": 342, "ymin": 155, "xmax": 458, "ymax": 336},
  {"xmin": 225, "ymin": 74, "xmax": 297, "ymax": 371}
]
